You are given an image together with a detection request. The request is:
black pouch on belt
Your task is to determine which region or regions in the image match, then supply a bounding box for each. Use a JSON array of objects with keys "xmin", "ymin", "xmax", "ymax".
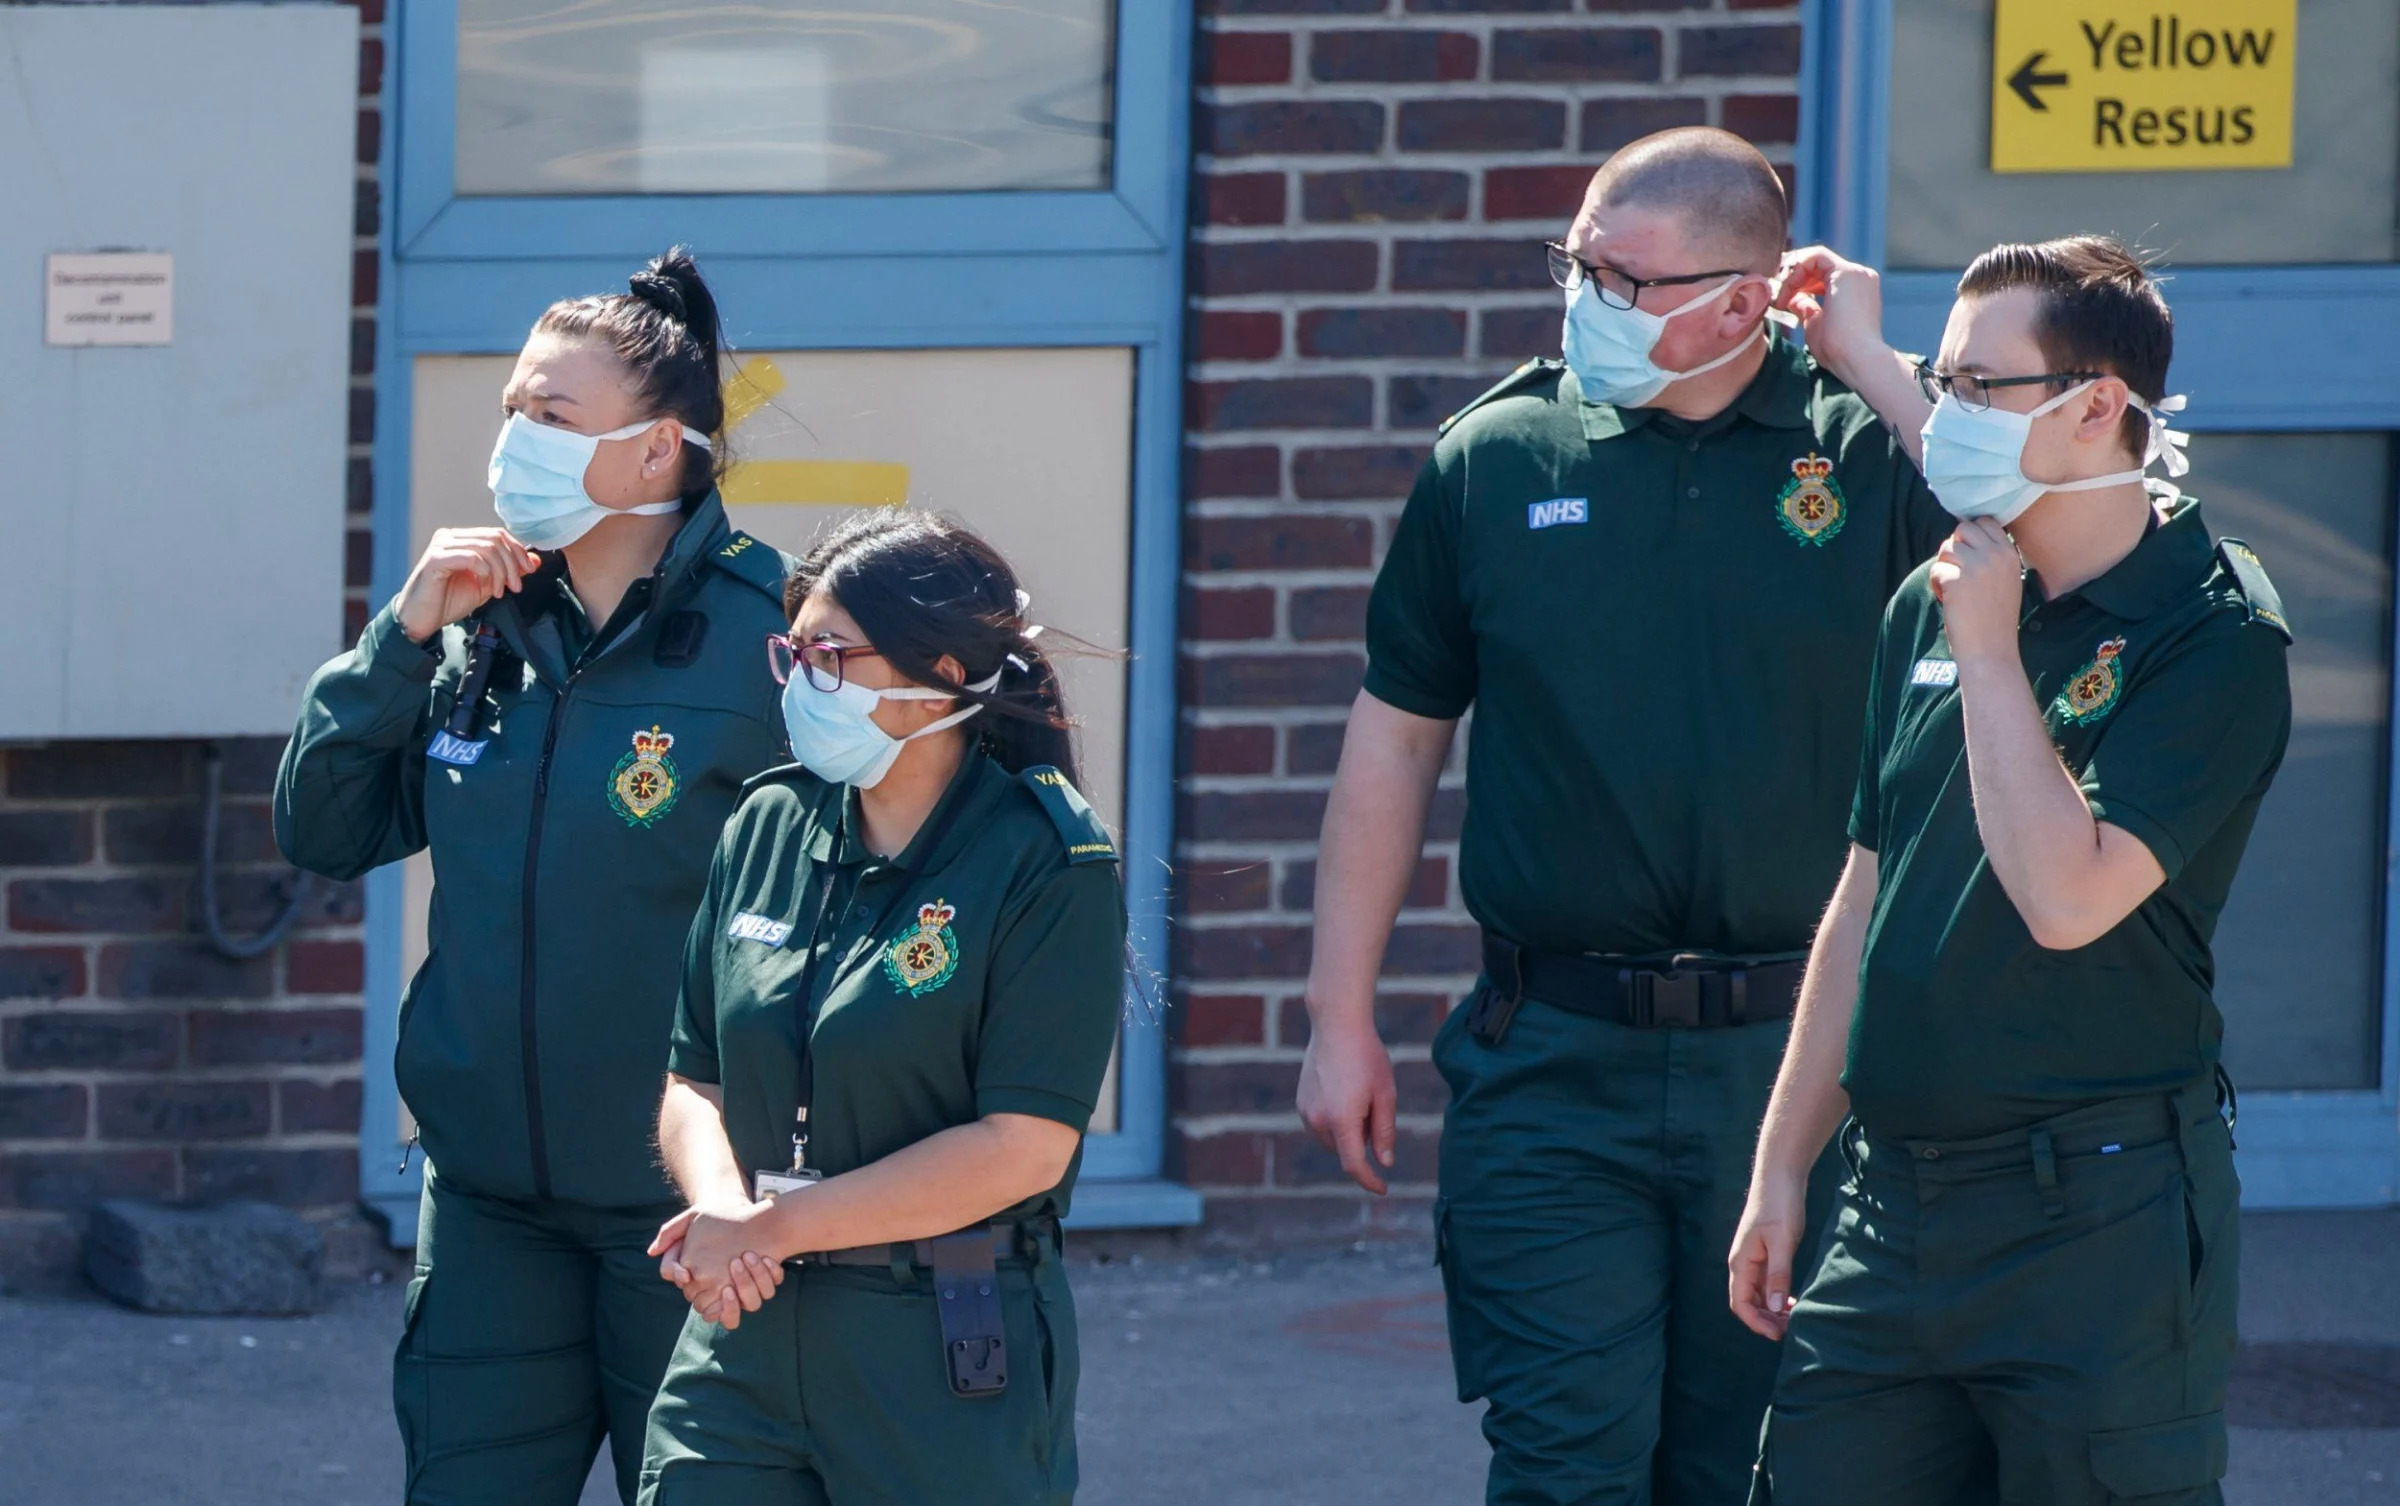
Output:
[
  {"xmin": 1462, "ymin": 943, "xmax": 1527, "ymax": 1047},
  {"xmin": 931, "ymin": 1230, "xmax": 1009, "ymax": 1398}
]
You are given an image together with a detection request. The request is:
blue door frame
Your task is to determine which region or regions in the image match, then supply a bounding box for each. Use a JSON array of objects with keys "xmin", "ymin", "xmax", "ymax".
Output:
[
  {"xmin": 1796, "ymin": 0, "xmax": 2400, "ymax": 1207},
  {"xmin": 358, "ymin": 1, "xmax": 1201, "ymax": 1239}
]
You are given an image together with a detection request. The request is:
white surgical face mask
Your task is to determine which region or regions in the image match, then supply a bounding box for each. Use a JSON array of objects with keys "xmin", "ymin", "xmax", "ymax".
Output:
[
  {"xmin": 1561, "ymin": 274, "xmax": 1766, "ymax": 408},
  {"xmin": 780, "ymin": 666, "xmax": 1001, "ymax": 790},
  {"xmin": 486, "ymin": 413, "xmax": 711, "ymax": 550},
  {"xmin": 1918, "ymin": 381, "xmax": 2190, "ymax": 526}
]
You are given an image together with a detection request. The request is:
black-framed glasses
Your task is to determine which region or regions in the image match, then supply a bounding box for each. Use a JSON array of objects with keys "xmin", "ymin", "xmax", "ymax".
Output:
[
  {"xmin": 765, "ymin": 633, "xmax": 883, "ymax": 692},
  {"xmin": 1544, "ymin": 241, "xmax": 1747, "ymax": 311},
  {"xmin": 1913, "ymin": 360, "xmax": 2104, "ymax": 413}
]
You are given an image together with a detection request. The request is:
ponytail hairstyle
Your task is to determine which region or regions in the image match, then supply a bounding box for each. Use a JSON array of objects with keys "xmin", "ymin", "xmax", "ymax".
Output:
[
  {"xmin": 532, "ymin": 246, "xmax": 727, "ymax": 502},
  {"xmin": 784, "ymin": 511, "xmax": 1084, "ymax": 790}
]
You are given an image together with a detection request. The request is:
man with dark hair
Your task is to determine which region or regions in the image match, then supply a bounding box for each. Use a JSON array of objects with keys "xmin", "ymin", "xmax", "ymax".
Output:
[
  {"xmin": 1734, "ymin": 238, "xmax": 2289, "ymax": 1503},
  {"xmin": 1295, "ymin": 127, "xmax": 1950, "ymax": 1504}
]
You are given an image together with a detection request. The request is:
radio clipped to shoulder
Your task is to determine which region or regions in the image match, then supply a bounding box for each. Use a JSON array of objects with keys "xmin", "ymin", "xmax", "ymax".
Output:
[{"xmin": 428, "ymin": 619, "xmax": 506, "ymax": 767}]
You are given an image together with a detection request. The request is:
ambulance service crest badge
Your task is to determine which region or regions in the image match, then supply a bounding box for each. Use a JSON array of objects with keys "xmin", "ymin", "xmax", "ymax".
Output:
[
  {"xmin": 2057, "ymin": 638, "xmax": 2129, "ymax": 725},
  {"xmin": 884, "ymin": 900, "xmax": 961, "ymax": 997},
  {"xmin": 1776, "ymin": 453, "xmax": 1846, "ymax": 546},
  {"xmin": 608, "ymin": 725, "xmax": 681, "ymax": 827}
]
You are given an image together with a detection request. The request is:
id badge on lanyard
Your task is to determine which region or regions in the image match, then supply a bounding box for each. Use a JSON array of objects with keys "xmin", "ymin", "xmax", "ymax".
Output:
[
  {"xmin": 750, "ymin": 785, "xmax": 969, "ymax": 1203},
  {"xmin": 753, "ymin": 1166, "xmax": 821, "ymax": 1200},
  {"xmin": 755, "ymin": 861, "xmax": 842, "ymax": 1201}
]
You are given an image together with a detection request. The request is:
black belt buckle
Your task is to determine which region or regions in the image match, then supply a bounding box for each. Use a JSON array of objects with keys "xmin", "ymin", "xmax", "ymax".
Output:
[
  {"xmin": 930, "ymin": 1229, "xmax": 1008, "ymax": 1398},
  {"xmin": 1465, "ymin": 942, "xmax": 1526, "ymax": 1046},
  {"xmin": 1624, "ymin": 957, "xmax": 1705, "ymax": 1030}
]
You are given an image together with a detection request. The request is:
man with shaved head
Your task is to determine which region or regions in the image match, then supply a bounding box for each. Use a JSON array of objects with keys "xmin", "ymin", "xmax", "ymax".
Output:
[{"xmin": 1295, "ymin": 127, "xmax": 1951, "ymax": 1503}]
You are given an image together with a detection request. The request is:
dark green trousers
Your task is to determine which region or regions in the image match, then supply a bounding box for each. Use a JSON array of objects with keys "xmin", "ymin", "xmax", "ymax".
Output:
[
  {"xmin": 638, "ymin": 1247, "xmax": 1079, "ymax": 1505},
  {"xmin": 1755, "ymin": 1082, "xmax": 2238, "ymax": 1506},
  {"xmin": 1435, "ymin": 995, "xmax": 1829, "ymax": 1506},
  {"xmin": 397, "ymin": 1165, "xmax": 691, "ymax": 1505}
]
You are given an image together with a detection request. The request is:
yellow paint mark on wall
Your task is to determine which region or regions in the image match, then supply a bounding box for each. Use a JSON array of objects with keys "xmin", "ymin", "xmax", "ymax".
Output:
[
  {"xmin": 720, "ymin": 352, "xmax": 787, "ymax": 426},
  {"xmin": 718, "ymin": 357, "xmax": 908, "ymax": 505},
  {"xmin": 723, "ymin": 460, "xmax": 911, "ymax": 507},
  {"xmin": 724, "ymin": 356, "xmax": 787, "ymax": 430}
]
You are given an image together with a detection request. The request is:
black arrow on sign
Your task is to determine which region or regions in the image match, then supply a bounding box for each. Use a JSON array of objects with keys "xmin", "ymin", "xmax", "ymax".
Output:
[{"xmin": 2007, "ymin": 51, "xmax": 2070, "ymax": 111}]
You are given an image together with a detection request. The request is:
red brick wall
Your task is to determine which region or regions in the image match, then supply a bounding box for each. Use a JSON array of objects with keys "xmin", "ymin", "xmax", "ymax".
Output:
[
  {"xmin": 0, "ymin": 0, "xmax": 384, "ymax": 1285},
  {"xmin": 1172, "ymin": 0, "xmax": 1804, "ymax": 1242}
]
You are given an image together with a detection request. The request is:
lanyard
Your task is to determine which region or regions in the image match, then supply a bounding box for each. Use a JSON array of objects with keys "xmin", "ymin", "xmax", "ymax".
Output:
[{"xmin": 782, "ymin": 778, "xmax": 975, "ymax": 1175}]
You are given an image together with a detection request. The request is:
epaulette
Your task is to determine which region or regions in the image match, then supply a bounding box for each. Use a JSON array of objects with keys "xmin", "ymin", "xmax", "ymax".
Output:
[
  {"xmin": 1438, "ymin": 358, "xmax": 1564, "ymax": 436},
  {"xmin": 709, "ymin": 531, "xmax": 794, "ymax": 604},
  {"xmin": 1018, "ymin": 766, "xmax": 1119, "ymax": 866},
  {"xmin": 2215, "ymin": 539, "xmax": 2292, "ymax": 643},
  {"xmin": 738, "ymin": 762, "xmax": 811, "ymax": 797}
]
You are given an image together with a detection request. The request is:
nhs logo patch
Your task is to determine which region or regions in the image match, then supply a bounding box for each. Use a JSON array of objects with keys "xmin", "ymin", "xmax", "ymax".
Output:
[
  {"xmin": 426, "ymin": 731, "xmax": 488, "ymax": 766},
  {"xmin": 1910, "ymin": 658, "xmax": 1960, "ymax": 688},
  {"xmin": 1527, "ymin": 497, "xmax": 1589, "ymax": 530},
  {"xmin": 727, "ymin": 913, "xmax": 794, "ymax": 947}
]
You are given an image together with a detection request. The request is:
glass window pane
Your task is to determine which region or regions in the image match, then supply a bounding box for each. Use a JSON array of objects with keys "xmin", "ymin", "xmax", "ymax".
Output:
[
  {"xmin": 1886, "ymin": 1, "xmax": 2399, "ymax": 268},
  {"xmin": 456, "ymin": 1, "xmax": 1115, "ymax": 196},
  {"xmin": 2202, "ymin": 433, "xmax": 2392, "ymax": 1091}
]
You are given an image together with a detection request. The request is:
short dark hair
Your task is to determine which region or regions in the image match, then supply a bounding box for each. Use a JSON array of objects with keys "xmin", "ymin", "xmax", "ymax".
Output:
[
  {"xmin": 1587, "ymin": 127, "xmax": 1789, "ymax": 271},
  {"xmin": 534, "ymin": 246, "xmax": 727, "ymax": 502},
  {"xmin": 1957, "ymin": 235, "xmax": 2172, "ymax": 459}
]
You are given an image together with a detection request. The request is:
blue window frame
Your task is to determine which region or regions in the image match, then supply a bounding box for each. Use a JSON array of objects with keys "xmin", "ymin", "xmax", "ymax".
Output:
[
  {"xmin": 1800, "ymin": 0, "xmax": 2400, "ymax": 1208},
  {"xmin": 359, "ymin": 0, "xmax": 1200, "ymax": 1238}
]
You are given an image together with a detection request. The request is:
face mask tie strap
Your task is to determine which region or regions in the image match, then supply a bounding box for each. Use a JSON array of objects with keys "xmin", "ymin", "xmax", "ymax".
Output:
[
  {"xmin": 890, "ymin": 667, "xmax": 1007, "ymax": 742},
  {"xmin": 2131, "ymin": 393, "xmax": 2190, "ymax": 477},
  {"xmin": 1010, "ymin": 588, "xmax": 1046, "ymax": 643},
  {"xmin": 1660, "ymin": 317, "xmax": 1769, "ymax": 385},
  {"xmin": 598, "ymin": 417, "xmax": 711, "ymax": 451}
]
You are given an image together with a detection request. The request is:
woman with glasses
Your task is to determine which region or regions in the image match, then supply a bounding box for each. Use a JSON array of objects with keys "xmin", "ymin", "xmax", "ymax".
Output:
[
  {"xmin": 274, "ymin": 249, "xmax": 795, "ymax": 1506},
  {"xmin": 637, "ymin": 509, "xmax": 1125, "ymax": 1506}
]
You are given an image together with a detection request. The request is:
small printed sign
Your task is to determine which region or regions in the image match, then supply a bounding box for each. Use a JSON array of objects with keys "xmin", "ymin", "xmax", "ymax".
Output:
[
  {"xmin": 45, "ymin": 253, "xmax": 175, "ymax": 347},
  {"xmin": 1990, "ymin": 1, "xmax": 2295, "ymax": 173}
]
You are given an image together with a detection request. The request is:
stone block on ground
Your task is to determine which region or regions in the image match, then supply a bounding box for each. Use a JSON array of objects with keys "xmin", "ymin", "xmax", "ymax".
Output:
[{"xmin": 82, "ymin": 1200, "xmax": 324, "ymax": 1315}]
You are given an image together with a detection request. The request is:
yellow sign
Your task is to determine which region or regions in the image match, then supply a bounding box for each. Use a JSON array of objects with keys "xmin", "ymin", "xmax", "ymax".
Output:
[{"xmin": 1990, "ymin": 1, "xmax": 2295, "ymax": 173}]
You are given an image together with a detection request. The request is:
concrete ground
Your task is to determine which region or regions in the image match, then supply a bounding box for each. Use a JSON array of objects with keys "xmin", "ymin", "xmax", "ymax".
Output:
[{"xmin": 2, "ymin": 1212, "xmax": 2396, "ymax": 1504}]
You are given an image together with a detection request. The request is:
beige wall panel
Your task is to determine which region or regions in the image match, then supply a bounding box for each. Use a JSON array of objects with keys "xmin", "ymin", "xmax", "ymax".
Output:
[{"xmin": 404, "ymin": 348, "xmax": 1135, "ymax": 1136}]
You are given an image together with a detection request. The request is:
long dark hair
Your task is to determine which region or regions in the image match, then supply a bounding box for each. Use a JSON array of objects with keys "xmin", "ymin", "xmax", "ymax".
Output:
[
  {"xmin": 785, "ymin": 511, "xmax": 1084, "ymax": 788},
  {"xmin": 533, "ymin": 246, "xmax": 726, "ymax": 501}
]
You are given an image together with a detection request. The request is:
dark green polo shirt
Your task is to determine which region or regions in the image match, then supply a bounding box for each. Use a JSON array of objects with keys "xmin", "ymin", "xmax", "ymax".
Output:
[
  {"xmin": 668, "ymin": 751, "xmax": 1126, "ymax": 1222},
  {"xmin": 1365, "ymin": 334, "xmax": 1952, "ymax": 956},
  {"xmin": 1846, "ymin": 498, "xmax": 2293, "ymax": 1140}
]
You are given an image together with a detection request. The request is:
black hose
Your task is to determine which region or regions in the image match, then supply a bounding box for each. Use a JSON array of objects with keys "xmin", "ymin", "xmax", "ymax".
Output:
[{"xmin": 198, "ymin": 743, "xmax": 309, "ymax": 960}]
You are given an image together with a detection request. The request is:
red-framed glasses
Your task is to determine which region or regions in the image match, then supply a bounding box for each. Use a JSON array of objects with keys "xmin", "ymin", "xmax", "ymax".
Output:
[{"xmin": 765, "ymin": 633, "xmax": 883, "ymax": 692}]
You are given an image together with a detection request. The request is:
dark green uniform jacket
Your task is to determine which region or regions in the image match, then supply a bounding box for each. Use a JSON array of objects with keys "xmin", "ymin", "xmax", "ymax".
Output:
[
  {"xmin": 1367, "ymin": 336, "xmax": 1953, "ymax": 956},
  {"xmin": 669, "ymin": 751, "xmax": 1125, "ymax": 1222},
  {"xmin": 1848, "ymin": 497, "xmax": 2293, "ymax": 1139},
  {"xmin": 274, "ymin": 495, "xmax": 793, "ymax": 1208}
]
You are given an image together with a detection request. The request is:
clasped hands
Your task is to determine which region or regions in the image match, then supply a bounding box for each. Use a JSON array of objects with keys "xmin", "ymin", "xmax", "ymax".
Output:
[{"xmin": 650, "ymin": 1197, "xmax": 791, "ymax": 1330}]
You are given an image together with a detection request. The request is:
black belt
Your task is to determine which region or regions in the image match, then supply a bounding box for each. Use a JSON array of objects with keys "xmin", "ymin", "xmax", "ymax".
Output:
[
  {"xmin": 799, "ymin": 1215, "xmax": 1056, "ymax": 1271},
  {"xmin": 800, "ymin": 1217, "xmax": 1056, "ymax": 1399},
  {"xmin": 1468, "ymin": 932, "xmax": 1807, "ymax": 1044}
]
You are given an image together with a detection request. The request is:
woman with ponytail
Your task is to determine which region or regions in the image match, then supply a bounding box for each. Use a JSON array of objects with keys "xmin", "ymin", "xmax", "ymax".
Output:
[
  {"xmin": 639, "ymin": 510, "xmax": 1126, "ymax": 1505},
  {"xmin": 274, "ymin": 249, "xmax": 796, "ymax": 1504}
]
